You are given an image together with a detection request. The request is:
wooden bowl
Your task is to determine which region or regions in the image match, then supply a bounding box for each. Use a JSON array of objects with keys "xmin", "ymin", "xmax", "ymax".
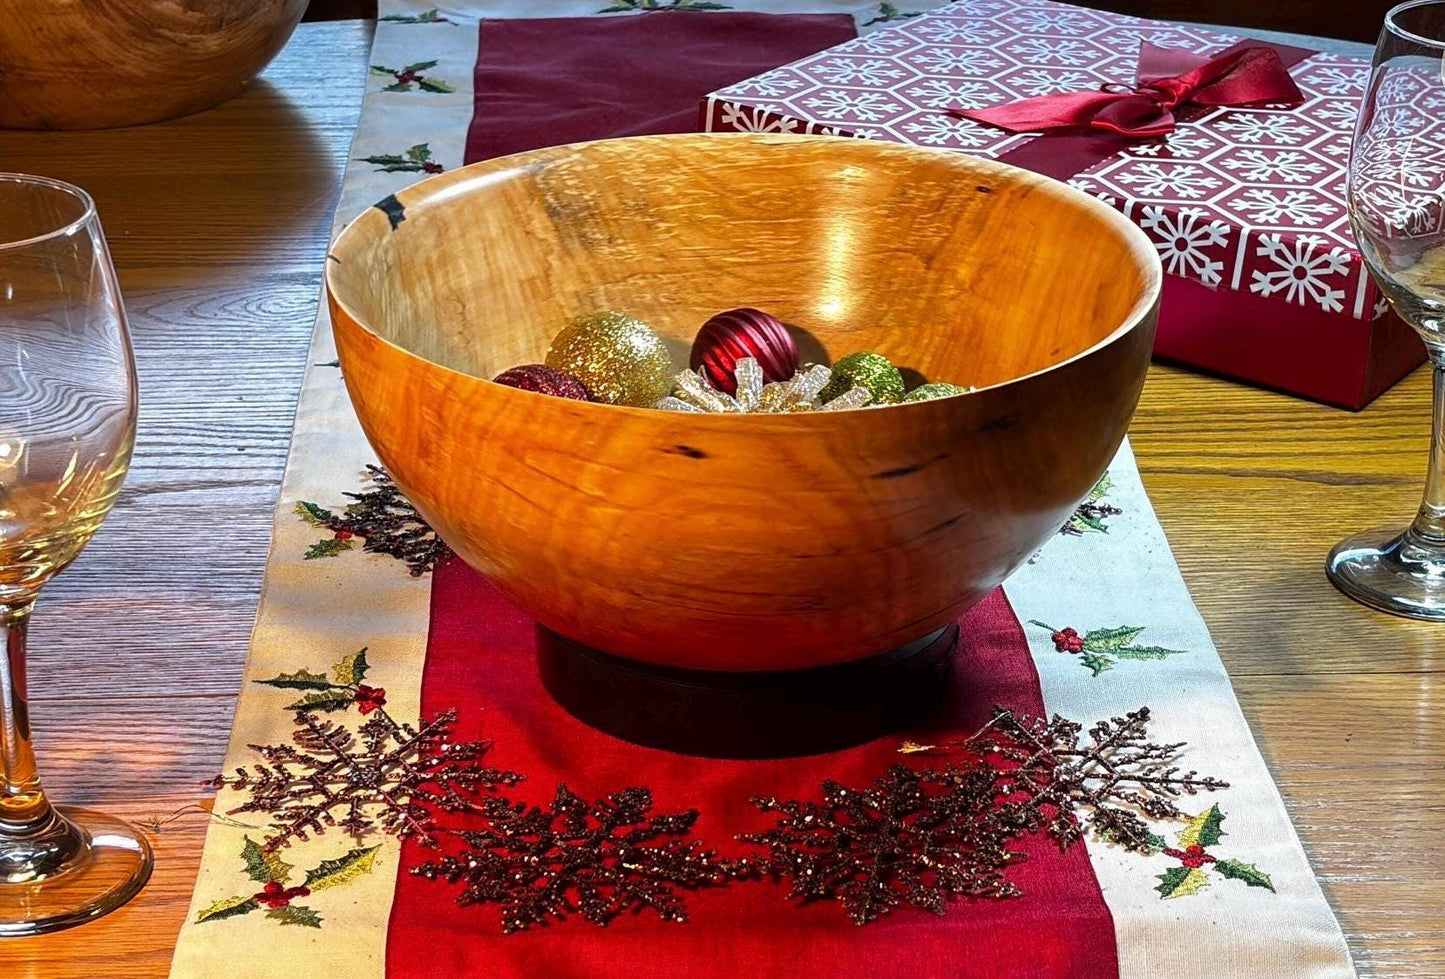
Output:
[
  {"xmin": 0, "ymin": 0, "xmax": 308, "ymax": 130},
  {"xmin": 327, "ymin": 134, "xmax": 1161, "ymax": 672}
]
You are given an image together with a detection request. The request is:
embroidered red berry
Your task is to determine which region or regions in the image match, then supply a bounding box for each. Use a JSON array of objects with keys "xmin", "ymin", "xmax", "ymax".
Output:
[
  {"xmin": 422, "ymin": 161, "xmax": 443, "ymax": 174},
  {"xmin": 254, "ymin": 880, "xmax": 311, "ymax": 908},
  {"xmin": 335, "ymin": 530, "xmax": 354, "ymax": 540},
  {"xmin": 1050, "ymin": 627, "xmax": 1085, "ymax": 653},
  {"xmin": 354, "ymin": 684, "xmax": 387, "ymax": 714},
  {"xmin": 1163, "ymin": 843, "xmax": 1217, "ymax": 869},
  {"xmin": 397, "ymin": 69, "xmax": 419, "ymax": 84}
]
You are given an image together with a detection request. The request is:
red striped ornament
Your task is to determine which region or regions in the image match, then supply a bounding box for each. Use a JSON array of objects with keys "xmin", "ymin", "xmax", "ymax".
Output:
[{"xmin": 690, "ymin": 308, "xmax": 798, "ymax": 395}]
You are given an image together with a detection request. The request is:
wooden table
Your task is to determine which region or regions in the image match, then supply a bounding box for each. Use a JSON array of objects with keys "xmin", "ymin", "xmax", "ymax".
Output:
[{"xmin": 0, "ymin": 18, "xmax": 1440, "ymax": 978}]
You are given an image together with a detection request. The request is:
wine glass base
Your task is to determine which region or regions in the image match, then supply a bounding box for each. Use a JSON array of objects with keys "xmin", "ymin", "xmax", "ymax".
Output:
[
  {"xmin": 1327, "ymin": 527, "xmax": 1445, "ymax": 621},
  {"xmin": 0, "ymin": 807, "xmax": 153, "ymax": 937}
]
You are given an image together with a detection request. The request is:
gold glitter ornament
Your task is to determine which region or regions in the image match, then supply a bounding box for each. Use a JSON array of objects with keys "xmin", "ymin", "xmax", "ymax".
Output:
[
  {"xmin": 545, "ymin": 311, "xmax": 673, "ymax": 407},
  {"xmin": 819, "ymin": 352, "xmax": 906, "ymax": 405},
  {"xmin": 904, "ymin": 382, "xmax": 971, "ymax": 402}
]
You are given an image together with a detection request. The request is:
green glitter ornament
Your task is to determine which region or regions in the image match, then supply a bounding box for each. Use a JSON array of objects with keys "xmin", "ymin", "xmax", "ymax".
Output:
[
  {"xmin": 904, "ymin": 382, "xmax": 970, "ymax": 403},
  {"xmin": 545, "ymin": 311, "xmax": 673, "ymax": 407},
  {"xmin": 819, "ymin": 351, "xmax": 906, "ymax": 406}
]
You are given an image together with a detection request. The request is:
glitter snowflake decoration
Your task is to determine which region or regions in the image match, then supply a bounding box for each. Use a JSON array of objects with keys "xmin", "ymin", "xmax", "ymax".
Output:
[
  {"xmin": 296, "ymin": 465, "xmax": 450, "ymax": 575},
  {"xmin": 740, "ymin": 763, "xmax": 1025, "ymax": 926},
  {"xmin": 412, "ymin": 785, "xmax": 735, "ymax": 932},
  {"xmin": 210, "ymin": 707, "xmax": 523, "ymax": 851},
  {"xmin": 939, "ymin": 706, "xmax": 1231, "ymax": 853}
]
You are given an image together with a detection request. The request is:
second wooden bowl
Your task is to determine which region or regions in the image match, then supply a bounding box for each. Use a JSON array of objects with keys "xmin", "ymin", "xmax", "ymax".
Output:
[{"xmin": 327, "ymin": 133, "xmax": 1161, "ymax": 672}]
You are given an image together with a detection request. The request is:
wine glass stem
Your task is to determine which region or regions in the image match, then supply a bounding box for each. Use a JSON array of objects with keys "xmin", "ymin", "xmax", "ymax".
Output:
[
  {"xmin": 0, "ymin": 603, "xmax": 51, "ymax": 828},
  {"xmin": 1412, "ymin": 357, "xmax": 1445, "ymax": 547}
]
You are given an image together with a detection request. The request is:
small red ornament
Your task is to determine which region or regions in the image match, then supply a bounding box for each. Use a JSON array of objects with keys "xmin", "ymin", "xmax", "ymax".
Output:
[
  {"xmin": 492, "ymin": 364, "xmax": 593, "ymax": 401},
  {"xmin": 690, "ymin": 308, "xmax": 798, "ymax": 394}
]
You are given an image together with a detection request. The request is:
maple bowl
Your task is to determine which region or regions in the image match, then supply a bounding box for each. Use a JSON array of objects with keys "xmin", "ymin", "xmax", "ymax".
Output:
[{"xmin": 327, "ymin": 133, "xmax": 1160, "ymax": 673}]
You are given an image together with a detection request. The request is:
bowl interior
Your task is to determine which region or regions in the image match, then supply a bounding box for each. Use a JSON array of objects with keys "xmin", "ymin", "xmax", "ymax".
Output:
[{"xmin": 328, "ymin": 133, "xmax": 1155, "ymax": 392}]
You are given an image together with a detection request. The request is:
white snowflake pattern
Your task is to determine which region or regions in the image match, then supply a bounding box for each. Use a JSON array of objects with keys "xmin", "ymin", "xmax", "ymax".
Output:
[
  {"xmin": 1249, "ymin": 233, "xmax": 1351, "ymax": 312},
  {"xmin": 1230, "ymin": 188, "xmax": 1335, "ymax": 225},
  {"xmin": 1213, "ymin": 112, "xmax": 1317, "ymax": 145},
  {"xmin": 1009, "ymin": 8, "xmax": 1103, "ymax": 34},
  {"xmin": 904, "ymin": 78, "xmax": 1003, "ymax": 109},
  {"xmin": 1112, "ymin": 163, "xmax": 1222, "ymax": 200},
  {"xmin": 1423, "ymin": 93, "xmax": 1445, "ymax": 112},
  {"xmin": 909, "ymin": 17, "xmax": 1004, "ymax": 45},
  {"xmin": 1301, "ymin": 64, "xmax": 1366, "ymax": 97},
  {"xmin": 1218, "ymin": 149, "xmax": 1326, "ymax": 184},
  {"xmin": 1355, "ymin": 182, "xmax": 1443, "ymax": 237},
  {"xmin": 908, "ymin": 46, "xmax": 1007, "ymax": 75},
  {"xmin": 800, "ymin": 90, "xmax": 903, "ymax": 122},
  {"xmin": 810, "ymin": 58, "xmax": 907, "ymax": 87},
  {"xmin": 1125, "ymin": 129, "xmax": 1217, "ymax": 160},
  {"xmin": 809, "ymin": 123, "xmax": 883, "ymax": 139},
  {"xmin": 1371, "ymin": 107, "xmax": 1429, "ymax": 140},
  {"xmin": 1362, "ymin": 154, "xmax": 1445, "ymax": 189},
  {"xmin": 718, "ymin": 103, "xmax": 798, "ymax": 134},
  {"xmin": 724, "ymin": 73, "xmax": 805, "ymax": 99},
  {"xmin": 1320, "ymin": 137, "xmax": 1352, "ymax": 159},
  {"xmin": 1311, "ymin": 99, "xmax": 1361, "ymax": 131},
  {"xmin": 1139, "ymin": 205, "xmax": 1231, "ymax": 285},
  {"xmin": 1374, "ymin": 294, "xmax": 1391, "ymax": 318},
  {"xmin": 1005, "ymin": 68, "xmax": 1094, "ymax": 98},
  {"xmin": 848, "ymin": 31, "xmax": 914, "ymax": 54},
  {"xmin": 1006, "ymin": 37, "xmax": 1101, "ymax": 67},
  {"xmin": 1376, "ymin": 71, "xmax": 1425, "ymax": 106},
  {"xmin": 899, "ymin": 113, "xmax": 993, "ymax": 147},
  {"xmin": 1067, "ymin": 178, "xmax": 1119, "ymax": 210}
]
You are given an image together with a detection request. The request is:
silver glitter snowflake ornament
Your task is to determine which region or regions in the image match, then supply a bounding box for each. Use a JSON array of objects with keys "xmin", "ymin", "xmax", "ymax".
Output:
[{"xmin": 656, "ymin": 358, "xmax": 873, "ymax": 414}]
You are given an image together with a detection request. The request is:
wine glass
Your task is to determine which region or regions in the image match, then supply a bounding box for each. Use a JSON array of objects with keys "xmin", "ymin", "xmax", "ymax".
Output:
[
  {"xmin": 0, "ymin": 174, "xmax": 151, "ymax": 934},
  {"xmin": 1329, "ymin": 1, "xmax": 1445, "ymax": 618}
]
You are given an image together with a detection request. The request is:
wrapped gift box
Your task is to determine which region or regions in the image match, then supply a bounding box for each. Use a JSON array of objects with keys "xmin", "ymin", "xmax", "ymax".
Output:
[{"xmin": 701, "ymin": 0, "xmax": 1425, "ymax": 409}]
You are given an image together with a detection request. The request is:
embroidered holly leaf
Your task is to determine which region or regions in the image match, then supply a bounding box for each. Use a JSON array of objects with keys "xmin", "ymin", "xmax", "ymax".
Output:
[
  {"xmin": 1070, "ymin": 511, "xmax": 1109, "ymax": 532},
  {"xmin": 1087, "ymin": 474, "xmax": 1113, "ymax": 502},
  {"xmin": 266, "ymin": 905, "xmax": 323, "ymax": 928},
  {"xmin": 196, "ymin": 895, "xmax": 260, "ymax": 923},
  {"xmin": 255, "ymin": 668, "xmax": 335, "ymax": 691},
  {"xmin": 305, "ymin": 538, "xmax": 354, "ymax": 560},
  {"xmin": 402, "ymin": 60, "xmax": 439, "ymax": 72},
  {"xmin": 1113, "ymin": 645, "xmax": 1181, "ymax": 662},
  {"xmin": 382, "ymin": 82, "xmax": 412, "ymax": 93},
  {"xmin": 369, "ymin": 65, "xmax": 397, "ymax": 76},
  {"xmin": 304, "ymin": 845, "xmax": 381, "ymax": 891},
  {"xmin": 1214, "ymin": 859, "xmax": 1275, "ymax": 892},
  {"xmin": 1144, "ymin": 832, "xmax": 1167, "ymax": 853},
  {"xmin": 331, "ymin": 647, "xmax": 369, "ymax": 687},
  {"xmin": 285, "ymin": 690, "xmax": 356, "ymax": 713},
  {"xmin": 1155, "ymin": 866, "xmax": 1210, "ymax": 899},
  {"xmin": 1082, "ymin": 626, "xmax": 1145, "ymax": 650},
  {"xmin": 1080, "ymin": 650, "xmax": 1114, "ymax": 676},
  {"xmin": 405, "ymin": 143, "xmax": 432, "ymax": 162},
  {"xmin": 1177, "ymin": 805, "xmax": 1225, "ymax": 849},
  {"xmin": 241, "ymin": 836, "xmax": 294, "ymax": 885},
  {"xmin": 417, "ymin": 78, "xmax": 455, "ymax": 94},
  {"xmin": 294, "ymin": 501, "xmax": 335, "ymax": 527}
]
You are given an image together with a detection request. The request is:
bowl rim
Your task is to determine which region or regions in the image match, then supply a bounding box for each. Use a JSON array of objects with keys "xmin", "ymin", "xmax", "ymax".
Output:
[{"xmin": 326, "ymin": 132, "xmax": 1163, "ymax": 419}]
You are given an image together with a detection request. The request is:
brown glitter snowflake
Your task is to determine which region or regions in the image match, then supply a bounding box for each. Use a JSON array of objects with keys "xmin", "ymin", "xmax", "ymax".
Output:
[
  {"xmin": 297, "ymin": 465, "xmax": 450, "ymax": 575},
  {"xmin": 740, "ymin": 763, "xmax": 1026, "ymax": 925},
  {"xmin": 208, "ymin": 707, "xmax": 522, "ymax": 851},
  {"xmin": 412, "ymin": 784, "xmax": 736, "ymax": 933},
  {"xmin": 908, "ymin": 706, "xmax": 1229, "ymax": 852}
]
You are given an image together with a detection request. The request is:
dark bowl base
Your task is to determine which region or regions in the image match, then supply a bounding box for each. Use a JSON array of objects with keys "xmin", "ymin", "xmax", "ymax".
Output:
[{"xmin": 536, "ymin": 625, "xmax": 958, "ymax": 759}]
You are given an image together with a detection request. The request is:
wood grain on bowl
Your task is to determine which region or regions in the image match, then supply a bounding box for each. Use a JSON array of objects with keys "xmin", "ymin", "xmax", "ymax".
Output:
[
  {"xmin": 327, "ymin": 133, "xmax": 1162, "ymax": 672},
  {"xmin": 0, "ymin": 0, "xmax": 309, "ymax": 130}
]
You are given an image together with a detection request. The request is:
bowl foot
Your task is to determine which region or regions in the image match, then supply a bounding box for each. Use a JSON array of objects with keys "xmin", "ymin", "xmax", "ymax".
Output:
[{"xmin": 536, "ymin": 625, "xmax": 957, "ymax": 759}]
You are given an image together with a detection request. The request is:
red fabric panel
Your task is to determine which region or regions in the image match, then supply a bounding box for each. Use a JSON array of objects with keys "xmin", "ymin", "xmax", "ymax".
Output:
[
  {"xmin": 385, "ymin": 560, "xmax": 1119, "ymax": 978},
  {"xmin": 464, "ymin": 13, "xmax": 858, "ymax": 163}
]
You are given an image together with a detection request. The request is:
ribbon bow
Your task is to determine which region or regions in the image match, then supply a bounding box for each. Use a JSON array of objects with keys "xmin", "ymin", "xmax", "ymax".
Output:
[{"xmin": 952, "ymin": 42, "xmax": 1304, "ymax": 138}]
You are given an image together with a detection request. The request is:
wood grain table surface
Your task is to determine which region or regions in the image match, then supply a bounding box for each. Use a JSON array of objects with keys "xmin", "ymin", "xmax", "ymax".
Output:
[{"xmin": 0, "ymin": 18, "xmax": 1440, "ymax": 979}]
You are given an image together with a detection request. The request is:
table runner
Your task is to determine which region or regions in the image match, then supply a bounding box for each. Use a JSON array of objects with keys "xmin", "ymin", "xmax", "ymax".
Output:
[{"xmin": 169, "ymin": 2, "xmax": 1356, "ymax": 976}]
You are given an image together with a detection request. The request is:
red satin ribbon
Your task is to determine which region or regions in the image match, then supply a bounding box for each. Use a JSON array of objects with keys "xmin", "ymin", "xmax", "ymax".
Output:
[{"xmin": 952, "ymin": 42, "xmax": 1304, "ymax": 137}]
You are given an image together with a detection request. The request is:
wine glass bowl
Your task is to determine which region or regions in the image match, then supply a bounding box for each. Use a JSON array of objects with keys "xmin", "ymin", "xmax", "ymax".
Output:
[
  {"xmin": 1329, "ymin": 0, "xmax": 1445, "ymax": 618},
  {"xmin": 327, "ymin": 133, "xmax": 1161, "ymax": 672},
  {"xmin": 0, "ymin": 174, "xmax": 150, "ymax": 934}
]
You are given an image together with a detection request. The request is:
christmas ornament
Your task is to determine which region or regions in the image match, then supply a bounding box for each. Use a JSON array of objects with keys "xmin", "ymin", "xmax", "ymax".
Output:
[
  {"xmin": 690, "ymin": 307, "xmax": 798, "ymax": 394},
  {"xmin": 903, "ymin": 382, "xmax": 970, "ymax": 402},
  {"xmin": 545, "ymin": 311, "xmax": 672, "ymax": 407},
  {"xmin": 657, "ymin": 359, "xmax": 872, "ymax": 414},
  {"xmin": 819, "ymin": 352, "xmax": 906, "ymax": 405},
  {"xmin": 492, "ymin": 364, "xmax": 592, "ymax": 402}
]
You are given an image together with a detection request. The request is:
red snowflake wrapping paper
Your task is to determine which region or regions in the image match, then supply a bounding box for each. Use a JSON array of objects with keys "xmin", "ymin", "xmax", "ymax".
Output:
[{"xmin": 703, "ymin": 0, "xmax": 1428, "ymax": 408}]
